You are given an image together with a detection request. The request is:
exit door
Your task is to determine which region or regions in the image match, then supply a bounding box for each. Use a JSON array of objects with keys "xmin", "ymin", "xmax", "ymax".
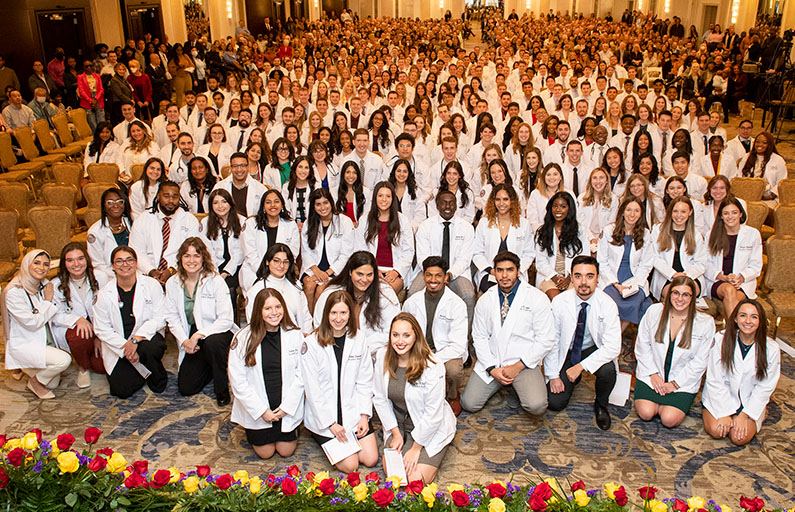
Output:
[
  {"xmin": 36, "ymin": 10, "xmax": 89, "ymax": 62},
  {"xmin": 701, "ymin": 5, "xmax": 718, "ymax": 34},
  {"xmin": 127, "ymin": 6, "xmax": 164, "ymax": 42}
]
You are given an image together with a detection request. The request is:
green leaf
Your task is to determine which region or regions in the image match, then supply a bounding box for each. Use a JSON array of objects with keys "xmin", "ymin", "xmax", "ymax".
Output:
[{"xmin": 65, "ymin": 492, "xmax": 78, "ymax": 507}]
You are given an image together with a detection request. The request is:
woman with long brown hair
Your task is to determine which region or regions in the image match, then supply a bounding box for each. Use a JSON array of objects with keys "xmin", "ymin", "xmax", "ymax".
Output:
[
  {"xmin": 373, "ymin": 312, "xmax": 456, "ymax": 484},
  {"xmin": 702, "ymin": 299, "xmax": 780, "ymax": 445},
  {"xmin": 228, "ymin": 288, "xmax": 304, "ymax": 459}
]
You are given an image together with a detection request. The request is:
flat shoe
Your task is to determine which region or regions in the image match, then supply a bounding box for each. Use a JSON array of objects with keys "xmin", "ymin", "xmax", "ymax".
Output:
[
  {"xmin": 77, "ymin": 370, "xmax": 91, "ymax": 389},
  {"xmin": 10, "ymin": 369, "xmax": 23, "ymax": 381},
  {"xmin": 27, "ymin": 379, "xmax": 55, "ymax": 400}
]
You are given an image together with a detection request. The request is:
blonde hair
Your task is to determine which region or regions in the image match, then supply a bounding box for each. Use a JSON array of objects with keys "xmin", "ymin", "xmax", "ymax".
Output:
[
  {"xmin": 580, "ymin": 167, "xmax": 613, "ymax": 209},
  {"xmin": 478, "ymin": 143, "xmax": 503, "ymax": 186},
  {"xmin": 657, "ymin": 196, "xmax": 697, "ymax": 255}
]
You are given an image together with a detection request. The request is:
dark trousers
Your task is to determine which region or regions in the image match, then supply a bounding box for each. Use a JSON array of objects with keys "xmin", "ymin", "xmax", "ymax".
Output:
[
  {"xmin": 65, "ymin": 326, "xmax": 106, "ymax": 374},
  {"xmin": 547, "ymin": 345, "xmax": 616, "ymax": 410},
  {"xmin": 177, "ymin": 330, "xmax": 233, "ymax": 397},
  {"xmin": 107, "ymin": 333, "xmax": 167, "ymax": 398}
]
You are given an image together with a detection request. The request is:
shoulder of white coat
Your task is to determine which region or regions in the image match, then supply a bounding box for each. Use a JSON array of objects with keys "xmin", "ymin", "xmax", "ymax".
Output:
[{"xmin": 379, "ymin": 282, "xmax": 400, "ymax": 305}]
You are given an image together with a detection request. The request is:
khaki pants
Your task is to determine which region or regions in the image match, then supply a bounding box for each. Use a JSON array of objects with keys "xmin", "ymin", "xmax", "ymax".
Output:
[
  {"xmin": 460, "ymin": 365, "xmax": 547, "ymax": 416},
  {"xmin": 444, "ymin": 358, "xmax": 464, "ymax": 400},
  {"xmin": 22, "ymin": 346, "xmax": 72, "ymax": 388}
]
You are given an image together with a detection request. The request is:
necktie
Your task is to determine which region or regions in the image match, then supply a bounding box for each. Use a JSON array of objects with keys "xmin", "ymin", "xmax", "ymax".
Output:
[
  {"xmin": 500, "ymin": 293, "xmax": 510, "ymax": 325},
  {"xmin": 359, "ymin": 158, "xmax": 365, "ymax": 175},
  {"xmin": 197, "ymin": 113, "xmax": 203, "ymax": 127},
  {"xmin": 442, "ymin": 221, "xmax": 451, "ymax": 266},
  {"xmin": 624, "ymin": 135, "xmax": 630, "ymax": 154},
  {"xmin": 237, "ymin": 129, "xmax": 246, "ymax": 151},
  {"xmin": 569, "ymin": 302, "xmax": 588, "ymax": 364},
  {"xmin": 158, "ymin": 217, "xmax": 171, "ymax": 271},
  {"xmin": 598, "ymin": 145, "xmax": 605, "ymax": 166},
  {"xmin": 572, "ymin": 167, "xmax": 579, "ymax": 196},
  {"xmin": 187, "ymin": 106, "xmax": 194, "ymax": 119},
  {"xmin": 661, "ymin": 131, "xmax": 668, "ymax": 155},
  {"xmin": 741, "ymin": 139, "xmax": 750, "ymax": 152},
  {"xmin": 560, "ymin": 145, "xmax": 565, "ymax": 161},
  {"xmin": 703, "ymin": 135, "xmax": 708, "ymax": 154}
]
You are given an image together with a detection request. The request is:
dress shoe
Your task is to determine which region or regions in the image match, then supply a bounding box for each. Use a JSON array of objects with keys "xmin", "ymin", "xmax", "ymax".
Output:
[
  {"xmin": 77, "ymin": 370, "xmax": 91, "ymax": 389},
  {"xmin": 594, "ymin": 401, "xmax": 611, "ymax": 430},
  {"xmin": 448, "ymin": 395, "xmax": 462, "ymax": 416},
  {"xmin": 27, "ymin": 378, "xmax": 55, "ymax": 400},
  {"xmin": 216, "ymin": 391, "xmax": 231, "ymax": 407}
]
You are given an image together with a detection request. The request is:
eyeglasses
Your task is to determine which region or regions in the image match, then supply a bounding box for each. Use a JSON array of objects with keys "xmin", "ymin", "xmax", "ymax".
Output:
[
  {"xmin": 276, "ymin": 146, "xmax": 290, "ymax": 152},
  {"xmin": 113, "ymin": 258, "xmax": 136, "ymax": 266},
  {"xmin": 311, "ymin": 147, "xmax": 326, "ymax": 153},
  {"xmin": 105, "ymin": 199, "xmax": 125, "ymax": 206},
  {"xmin": 271, "ymin": 258, "xmax": 290, "ymax": 266},
  {"xmin": 230, "ymin": 163, "xmax": 248, "ymax": 169},
  {"xmin": 670, "ymin": 290, "xmax": 693, "ymax": 299}
]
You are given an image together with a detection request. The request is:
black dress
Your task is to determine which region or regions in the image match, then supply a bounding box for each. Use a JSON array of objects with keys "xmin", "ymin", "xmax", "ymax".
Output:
[{"xmin": 245, "ymin": 330, "xmax": 298, "ymax": 446}]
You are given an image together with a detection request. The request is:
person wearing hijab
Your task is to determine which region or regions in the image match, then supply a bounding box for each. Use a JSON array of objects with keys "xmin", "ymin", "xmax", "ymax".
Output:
[{"xmin": 2, "ymin": 250, "xmax": 73, "ymax": 399}]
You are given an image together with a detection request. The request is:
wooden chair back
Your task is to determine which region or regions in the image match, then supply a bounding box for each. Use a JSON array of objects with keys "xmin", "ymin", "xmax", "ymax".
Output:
[{"xmin": 27, "ymin": 206, "xmax": 73, "ymax": 257}]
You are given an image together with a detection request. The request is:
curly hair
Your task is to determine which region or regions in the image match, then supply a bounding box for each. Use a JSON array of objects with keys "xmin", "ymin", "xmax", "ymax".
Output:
[{"xmin": 484, "ymin": 183, "xmax": 521, "ymax": 228}]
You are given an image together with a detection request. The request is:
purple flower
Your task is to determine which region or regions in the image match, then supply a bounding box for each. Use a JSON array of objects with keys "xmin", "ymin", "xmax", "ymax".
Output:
[
  {"xmin": 40, "ymin": 439, "xmax": 52, "ymax": 456},
  {"xmin": 330, "ymin": 498, "xmax": 342, "ymax": 505},
  {"xmin": 33, "ymin": 461, "xmax": 44, "ymax": 473},
  {"xmin": 274, "ymin": 476, "xmax": 285, "ymax": 484},
  {"xmin": 472, "ymin": 498, "xmax": 482, "ymax": 507},
  {"xmin": 587, "ymin": 489, "xmax": 599, "ymax": 497},
  {"xmin": 708, "ymin": 500, "xmax": 716, "ymax": 506},
  {"xmin": 472, "ymin": 489, "xmax": 483, "ymax": 497},
  {"xmin": 397, "ymin": 491, "xmax": 406, "ymax": 500},
  {"xmin": 435, "ymin": 491, "xmax": 445, "ymax": 498},
  {"xmin": 206, "ymin": 475, "xmax": 216, "ymax": 483},
  {"xmin": 77, "ymin": 454, "xmax": 90, "ymax": 465}
]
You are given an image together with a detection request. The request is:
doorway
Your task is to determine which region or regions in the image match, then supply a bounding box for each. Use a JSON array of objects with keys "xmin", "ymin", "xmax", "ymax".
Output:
[
  {"xmin": 36, "ymin": 10, "xmax": 90, "ymax": 62},
  {"xmin": 701, "ymin": 4, "xmax": 718, "ymax": 34},
  {"xmin": 126, "ymin": 5, "xmax": 164, "ymax": 42}
]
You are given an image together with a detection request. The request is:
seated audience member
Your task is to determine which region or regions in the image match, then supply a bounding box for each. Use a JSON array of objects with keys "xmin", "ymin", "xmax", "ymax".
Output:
[
  {"xmin": 164, "ymin": 237, "xmax": 235, "ymax": 404},
  {"xmin": 544, "ymin": 255, "xmax": 621, "ymax": 430},
  {"xmin": 93, "ymin": 246, "xmax": 167, "ymax": 398},
  {"xmin": 199, "ymin": 189, "xmax": 244, "ymax": 308},
  {"xmin": 87, "ymin": 188, "xmax": 133, "ymax": 282},
  {"xmin": 736, "ymin": 132, "xmax": 787, "ymax": 205}
]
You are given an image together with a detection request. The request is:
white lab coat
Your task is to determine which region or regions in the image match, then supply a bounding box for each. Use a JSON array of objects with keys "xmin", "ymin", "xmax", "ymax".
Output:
[
  {"xmin": 415, "ymin": 215, "xmax": 475, "ymax": 281},
  {"xmin": 211, "ymin": 176, "xmax": 267, "ymax": 218},
  {"xmin": 577, "ymin": 195, "xmax": 618, "ymax": 243},
  {"xmin": 736, "ymin": 153, "xmax": 788, "ymax": 197},
  {"xmin": 180, "ymin": 181, "xmax": 211, "ymax": 214},
  {"xmin": 196, "ymin": 143, "xmax": 235, "ymax": 176},
  {"xmin": 471, "ymin": 282, "xmax": 556, "ymax": 384},
  {"xmin": 228, "ymin": 325, "xmax": 305, "ymax": 431},
  {"xmin": 245, "ymin": 276, "xmax": 313, "ymax": 334},
  {"xmin": 402, "ymin": 288, "xmax": 468, "ymax": 363},
  {"xmin": 115, "ymin": 142, "xmax": 161, "ymax": 177},
  {"xmin": 533, "ymin": 226, "xmax": 591, "ymax": 285},
  {"xmin": 472, "ymin": 217, "xmax": 535, "ymax": 286},
  {"xmin": 93, "ymin": 276, "xmax": 166, "ymax": 374},
  {"xmin": 396, "ymin": 188, "xmax": 427, "ymax": 231},
  {"xmin": 313, "ymin": 283, "xmax": 400, "ymax": 356},
  {"xmin": 282, "ymin": 183, "xmax": 316, "ymax": 224},
  {"xmin": 355, "ymin": 212, "xmax": 415, "ymax": 281},
  {"xmin": 702, "ymin": 331, "xmax": 780, "ymax": 422},
  {"xmin": 372, "ymin": 349, "xmax": 456, "ymax": 458},
  {"xmin": 128, "ymin": 208, "xmax": 201, "ymax": 274},
  {"xmin": 597, "ymin": 224, "xmax": 654, "ymax": 294},
  {"xmin": 240, "ymin": 217, "xmax": 301, "ymax": 291},
  {"xmin": 634, "ymin": 303, "xmax": 715, "ymax": 394},
  {"xmin": 4, "ymin": 285, "xmax": 60, "ymax": 369},
  {"xmin": 701, "ymin": 197, "xmax": 747, "ymax": 235},
  {"xmin": 705, "ymin": 224, "xmax": 762, "ymax": 299},
  {"xmin": 300, "ymin": 330, "xmax": 373, "ymax": 438},
  {"xmin": 199, "ymin": 215, "xmax": 245, "ymax": 278},
  {"xmin": 128, "ymin": 181, "xmax": 159, "ymax": 219},
  {"xmin": 164, "ymin": 273, "xmax": 236, "ymax": 364},
  {"xmin": 341, "ymin": 151, "xmax": 386, "ymax": 190},
  {"xmin": 87, "ymin": 217, "xmax": 134, "ymax": 282},
  {"xmin": 543, "ymin": 288, "xmax": 621, "ymax": 380},
  {"xmin": 649, "ymin": 225, "xmax": 708, "ymax": 299},
  {"xmin": 696, "ymin": 154, "xmax": 738, "ymax": 179},
  {"xmin": 50, "ymin": 276, "xmax": 106, "ymax": 350},
  {"xmin": 300, "ymin": 214, "xmax": 356, "ymax": 277}
]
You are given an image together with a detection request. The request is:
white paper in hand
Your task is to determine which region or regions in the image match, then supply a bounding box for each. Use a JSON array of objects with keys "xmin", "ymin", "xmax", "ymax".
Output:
[
  {"xmin": 321, "ymin": 431, "xmax": 361, "ymax": 466},
  {"xmin": 383, "ymin": 448, "xmax": 407, "ymax": 486},
  {"xmin": 608, "ymin": 371, "xmax": 632, "ymax": 407}
]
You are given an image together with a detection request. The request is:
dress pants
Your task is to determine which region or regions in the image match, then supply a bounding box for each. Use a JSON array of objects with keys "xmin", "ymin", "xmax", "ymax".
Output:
[
  {"xmin": 65, "ymin": 326, "xmax": 106, "ymax": 374},
  {"xmin": 408, "ymin": 275, "xmax": 476, "ymax": 336},
  {"xmin": 546, "ymin": 345, "xmax": 617, "ymax": 411},
  {"xmin": 22, "ymin": 346, "xmax": 72, "ymax": 388},
  {"xmin": 107, "ymin": 333, "xmax": 167, "ymax": 398},
  {"xmin": 460, "ymin": 365, "xmax": 547, "ymax": 416},
  {"xmin": 177, "ymin": 330, "xmax": 233, "ymax": 397},
  {"xmin": 443, "ymin": 358, "xmax": 464, "ymax": 400}
]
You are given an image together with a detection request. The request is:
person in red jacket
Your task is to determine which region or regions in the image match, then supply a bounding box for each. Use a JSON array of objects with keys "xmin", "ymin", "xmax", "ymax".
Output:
[{"xmin": 77, "ymin": 60, "xmax": 105, "ymax": 130}]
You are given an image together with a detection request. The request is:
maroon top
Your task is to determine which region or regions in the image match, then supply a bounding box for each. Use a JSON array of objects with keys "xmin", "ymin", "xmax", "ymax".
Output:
[
  {"xmin": 127, "ymin": 73, "xmax": 152, "ymax": 104},
  {"xmin": 375, "ymin": 221, "xmax": 393, "ymax": 268}
]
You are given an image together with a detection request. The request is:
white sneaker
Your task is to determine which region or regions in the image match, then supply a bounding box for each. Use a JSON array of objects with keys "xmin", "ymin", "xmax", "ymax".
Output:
[{"xmin": 77, "ymin": 370, "xmax": 91, "ymax": 389}]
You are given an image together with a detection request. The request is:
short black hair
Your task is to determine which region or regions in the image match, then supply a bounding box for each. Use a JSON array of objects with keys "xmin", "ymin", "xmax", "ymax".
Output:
[
  {"xmin": 422, "ymin": 255, "xmax": 449, "ymax": 273},
  {"xmin": 493, "ymin": 250, "xmax": 520, "ymax": 269},
  {"xmin": 395, "ymin": 133, "xmax": 415, "ymax": 147},
  {"xmin": 672, "ymin": 150, "xmax": 690, "ymax": 163},
  {"xmin": 571, "ymin": 255, "xmax": 599, "ymax": 273}
]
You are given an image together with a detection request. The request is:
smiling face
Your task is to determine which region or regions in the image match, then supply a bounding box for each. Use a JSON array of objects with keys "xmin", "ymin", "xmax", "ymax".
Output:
[
  {"xmin": 590, "ymin": 170, "xmax": 608, "ymax": 193},
  {"xmin": 544, "ymin": 168, "xmax": 562, "ymax": 190},
  {"xmin": 29, "ymin": 253, "xmax": 51, "ymax": 281},
  {"xmin": 494, "ymin": 189, "xmax": 511, "ymax": 215},
  {"xmin": 623, "ymin": 201, "xmax": 642, "ymax": 227},
  {"xmin": 671, "ymin": 200, "xmax": 692, "ymax": 227},
  {"xmin": 721, "ymin": 204, "xmax": 741, "ymax": 229},
  {"xmin": 261, "ymin": 296, "xmax": 284, "ymax": 329},
  {"xmin": 295, "ymin": 159, "xmax": 310, "ymax": 181},
  {"xmin": 328, "ymin": 300, "xmax": 350, "ymax": 334},
  {"xmin": 666, "ymin": 180, "xmax": 686, "ymax": 200},
  {"xmin": 64, "ymin": 249, "xmax": 88, "ymax": 280},
  {"xmin": 181, "ymin": 245, "xmax": 203, "ymax": 275},
  {"xmin": 389, "ymin": 319, "xmax": 416, "ymax": 357},
  {"xmin": 735, "ymin": 303, "xmax": 760, "ymax": 338},
  {"xmin": 550, "ymin": 196, "xmax": 569, "ymax": 223},
  {"xmin": 267, "ymin": 251, "xmax": 290, "ymax": 279},
  {"xmin": 376, "ymin": 186, "xmax": 393, "ymax": 212},
  {"xmin": 263, "ymin": 193, "xmax": 283, "ymax": 219},
  {"xmin": 212, "ymin": 194, "xmax": 231, "ymax": 218},
  {"xmin": 709, "ymin": 179, "xmax": 728, "ymax": 203},
  {"xmin": 669, "ymin": 283, "xmax": 693, "ymax": 312}
]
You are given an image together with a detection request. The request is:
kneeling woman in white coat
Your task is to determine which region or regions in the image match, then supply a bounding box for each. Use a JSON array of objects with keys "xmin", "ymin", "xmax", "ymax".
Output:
[
  {"xmin": 229, "ymin": 288, "xmax": 305, "ymax": 459},
  {"xmin": 634, "ymin": 276, "xmax": 715, "ymax": 427},
  {"xmin": 93, "ymin": 246, "xmax": 168, "ymax": 399},
  {"xmin": 165, "ymin": 237, "xmax": 236, "ymax": 405},
  {"xmin": 702, "ymin": 299, "xmax": 780, "ymax": 446},
  {"xmin": 301, "ymin": 289, "xmax": 379, "ymax": 473},
  {"xmin": 373, "ymin": 312, "xmax": 456, "ymax": 484},
  {"xmin": 2, "ymin": 250, "xmax": 72, "ymax": 400}
]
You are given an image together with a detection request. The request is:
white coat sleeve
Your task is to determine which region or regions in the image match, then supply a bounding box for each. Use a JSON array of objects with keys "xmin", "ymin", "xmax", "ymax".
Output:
[
  {"xmin": 5, "ymin": 288, "xmax": 58, "ymax": 330},
  {"xmin": 299, "ymin": 339, "xmax": 336, "ymax": 430},
  {"xmin": 164, "ymin": 280, "xmax": 189, "ymax": 345},
  {"xmin": 738, "ymin": 228, "xmax": 763, "ymax": 284},
  {"xmin": 634, "ymin": 307, "xmax": 661, "ymax": 379},
  {"xmin": 580, "ymin": 298, "xmax": 621, "ymax": 374},
  {"xmin": 227, "ymin": 331, "xmax": 270, "ymax": 421},
  {"xmin": 742, "ymin": 343, "xmax": 780, "ymax": 421},
  {"xmin": 409, "ymin": 363, "xmax": 449, "ymax": 449},
  {"xmin": 278, "ymin": 330, "xmax": 306, "ymax": 418},
  {"xmin": 669, "ymin": 319, "xmax": 715, "ymax": 390},
  {"xmin": 703, "ymin": 335, "xmax": 735, "ymax": 419},
  {"xmin": 132, "ymin": 282, "xmax": 165, "ymax": 340},
  {"xmin": 372, "ymin": 352, "xmax": 398, "ymax": 432},
  {"xmin": 471, "ymin": 298, "xmax": 498, "ymax": 371}
]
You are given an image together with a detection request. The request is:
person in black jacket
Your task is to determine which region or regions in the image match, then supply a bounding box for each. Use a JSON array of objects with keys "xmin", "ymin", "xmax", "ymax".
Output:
[
  {"xmin": 669, "ymin": 17, "xmax": 685, "ymax": 38},
  {"xmin": 146, "ymin": 53, "xmax": 169, "ymax": 108},
  {"xmin": 108, "ymin": 62, "xmax": 134, "ymax": 124}
]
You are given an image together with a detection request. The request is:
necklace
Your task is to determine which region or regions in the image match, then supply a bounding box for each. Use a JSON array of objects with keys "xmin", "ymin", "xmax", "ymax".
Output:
[{"xmin": 109, "ymin": 220, "xmax": 126, "ymax": 234}]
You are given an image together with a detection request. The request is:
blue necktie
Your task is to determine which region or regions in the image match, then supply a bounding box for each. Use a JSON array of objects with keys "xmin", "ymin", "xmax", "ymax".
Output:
[{"xmin": 570, "ymin": 302, "xmax": 588, "ymax": 365}]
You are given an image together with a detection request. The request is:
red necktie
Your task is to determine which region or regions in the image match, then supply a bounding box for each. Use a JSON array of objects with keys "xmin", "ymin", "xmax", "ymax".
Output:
[{"xmin": 158, "ymin": 217, "xmax": 171, "ymax": 271}]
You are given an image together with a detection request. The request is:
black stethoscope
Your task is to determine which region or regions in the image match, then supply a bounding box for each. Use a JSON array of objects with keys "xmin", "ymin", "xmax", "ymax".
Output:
[{"xmin": 24, "ymin": 290, "xmax": 41, "ymax": 315}]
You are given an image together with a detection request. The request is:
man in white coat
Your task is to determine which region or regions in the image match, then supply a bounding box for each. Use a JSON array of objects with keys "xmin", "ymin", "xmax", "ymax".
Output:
[
  {"xmin": 460, "ymin": 250, "xmax": 555, "ymax": 417},
  {"xmin": 545, "ymin": 255, "xmax": 621, "ymax": 430},
  {"xmin": 402, "ymin": 256, "xmax": 468, "ymax": 415},
  {"xmin": 342, "ymin": 128, "xmax": 387, "ymax": 190},
  {"xmin": 725, "ymin": 119, "xmax": 754, "ymax": 166},
  {"xmin": 211, "ymin": 152, "xmax": 267, "ymax": 217}
]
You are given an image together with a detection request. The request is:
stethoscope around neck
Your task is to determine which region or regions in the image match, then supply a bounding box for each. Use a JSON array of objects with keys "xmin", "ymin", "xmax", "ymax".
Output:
[{"xmin": 24, "ymin": 288, "xmax": 42, "ymax": 314}]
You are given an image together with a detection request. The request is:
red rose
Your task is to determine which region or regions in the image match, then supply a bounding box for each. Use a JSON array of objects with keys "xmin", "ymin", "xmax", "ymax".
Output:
[
  {"xmin": 56, "ymin": 434, "xmax": 75, "ymax": 451},
  {"xmin": 740, "ymin": 497, "xmax": 765, "ymax": 512},
  {"xmin": 373, "ymin": 489, "xmax": 395, "ymax": 507},
  {"xmin": 671, "ymin": 499, "xmax": 688, "ymax": 512},
  {"xmin": 266, "ymin": 474, "xmax": 276, "ymax": 487},
  {"xmin": 0, "ymin": 435, "xmax": 6, "ymax": 447},
  {"xmin": 366, "ymin": 471, "xmax": 379, "ymax": 484},
  {"xmin": 29, "ymin": 429, "xmax": 43, "ymax": 443},
  {"xmin": 150, "ymin": 469, "xmax": 172, "ymax": 489},
  {"xmin": 6, "ymin": 448, "xmax": 26, "ymax": 467},
  {"xmin": 452, "ymin": 490, "xmax": 470, "ymax": 507},
  {"xmin": 572, "ymin": 480, "xmax": 586, "ymax": 492},
  {"xmin": 614, "ymin": 486, "xmax": 628, "ymax": 506},
  {"xmin": 286, "ymin": 465, "xmax": 300, "ymax": 477},
  {"xmin": 96, "ymin": 447, "xmax": 114, "ymax": 457},
  {"xmin": 407, "ymin": 480, "xmax": 424, "ymax": 494},
  {"xmin": 0, "ymin": 467, "xmax": 8, "ymax": 489},
  {"xmin": 215, "ymin": 474, "xmax": 233, "ymax": 490},
  {"xmin": 347, "ymin": 473, "xmax": 361, "ymax": 487},
  {"xmin": 638, "ymin": 486, "xmax": 658, "ymax": 500},
  {"xmin": 487, "ymin": 482, "xmax": 507, "ymax": 498},
  {"xmin": 84, "ymin": 427, "xmax": 102, "ymax": 444},
  {"xmin": 196, "ymin": 465, "xmax": 211, "ymax": 477},
  {"xmin": 281, "ymin": 477, "xmax": 297, "ymax": 495},
  {"xmin": 319, "ymin": 478, "xmax": 335, "ymax": 495},
  {"xmin": 125, "ymin": 473, "xmax": 148, "ymax": 488},
  {"xmin": 533, "ymin": 482, "xmax": 553, "ymax": 501},
  {"xmin": 305, "ymin": 472, "xmax": 316, "ymax": 482},
  {"xmin": 132, "ymin": 460, "xmax": 149, "ymax": 475},
  {"xmin": 529, "ymin": 493, "xmax": 548, "ymax": 511},
  {"xmin": 88, "ymin": 456, "xmax": 107, "ymax": 472}
]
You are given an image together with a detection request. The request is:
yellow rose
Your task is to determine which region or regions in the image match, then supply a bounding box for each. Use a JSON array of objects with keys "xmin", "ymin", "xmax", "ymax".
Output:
[
  {"xmin": 313, "ymin": 471, "xmax": 329, "ymax": 485},
  {"xmin": 48, "ymin": 446, "xmax": 60, "ymax": 459},
  {"xmin": 339, "ymin": 479, "xmax": 349, "ymax": 489},
  {"xmin": 649, "ymin": 499, "xmax": 668, "ymax": 512},
  {"xmin": 249, "ymin": 477, "xmax": 262, "ymax": 494},
  {"xmin": 106, "ymin": 452, "xmax": 127, "ymax": 473},
  {"xmin": 422, "ymin": 483, "xmax": 438, "ymax": 508},
  {"xmin": 605, "ymin": 482, "xmax": 619, "ymax": 500},
  {"xmin": 183, "ymin": 476, "xmax": 200, "ymax": 494},
  {"xmin": 448, "ymin": 483, "xmax": 465, "ymax": 494},
  {"xmin": 544, "ymin": 478, "xmax": 560, "ymax": 493},
  {"xmin": 57, "ymin": 452, "xmax": 79, "ymax": 473},
  {"xmin": 721, "ymin": 506, "xmax": 732, "ymax": 512},
  {"xmin": 385, "ymin": 476, "xmax": 401, "ymax": 489},
  {"xmin": 353, "ymin": 483, "xmax": 368, "ymax": 502},
  {"xmin": 4, "ymin": 438, "xmax": 21, "ymax": 450},
  {"xmin": 168, "ymin": 467, "xmax": 180, "ymax": 483},
  {"xmin": 234, "ymin": 470, "xmax": 249, "ymax": 485},
  {"xmin": 574, "ymin": 489, "xmax": 591, "ymax": 507},
  {"xmin": 688, "ymin": 497, "xmax": 706, "ymax": 511},
  {"xmin": 22, "ymin": 433, "xmax": 39, "ymax": 451},
  {"xmin": 489, "ymin": 497, "xmax": 507, "ymax": 512}
]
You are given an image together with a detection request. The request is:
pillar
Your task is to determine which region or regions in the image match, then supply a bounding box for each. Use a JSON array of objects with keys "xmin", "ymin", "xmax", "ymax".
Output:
[
  {"xmin": 204, "ymin": 0, "xmax": 242, "ymax": 40},
  {"xmin": 91, "ymin": 0, "xmax": 125, "ymax": 46},
  {"xmin": 161, "ymin": 0, "xmax": 188, "ymax": 44}
]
